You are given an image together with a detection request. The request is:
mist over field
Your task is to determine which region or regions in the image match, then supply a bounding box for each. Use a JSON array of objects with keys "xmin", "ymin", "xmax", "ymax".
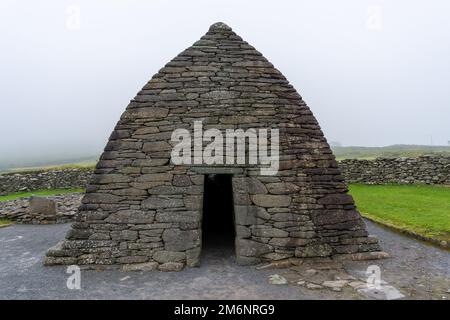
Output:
[{"xmin": 1, "ymin": 0, "xmax": 449, "ymax": 170}]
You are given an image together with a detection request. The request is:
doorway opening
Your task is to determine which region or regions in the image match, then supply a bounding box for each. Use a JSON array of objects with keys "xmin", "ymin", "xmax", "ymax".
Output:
[{"xmin": 201, "ymin": 174, "xmax": 235, "ymax": 253}]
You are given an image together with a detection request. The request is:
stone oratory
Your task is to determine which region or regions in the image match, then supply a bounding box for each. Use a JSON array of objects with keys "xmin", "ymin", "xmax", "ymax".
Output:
[{"xmin": 45, "ymin": 22, "xmax": 385, "ymax": 271}]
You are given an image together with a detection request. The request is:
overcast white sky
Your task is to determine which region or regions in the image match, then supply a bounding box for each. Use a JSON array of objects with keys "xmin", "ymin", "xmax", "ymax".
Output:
[{"xmin": 1, "ymin": 0, "xmax": 449, "ymax": 166}]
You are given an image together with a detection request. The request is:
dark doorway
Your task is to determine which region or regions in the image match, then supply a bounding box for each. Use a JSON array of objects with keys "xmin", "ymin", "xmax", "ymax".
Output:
[{"xmin": 202, "ymin": 174, "xmax": 235, "ymax": 251}]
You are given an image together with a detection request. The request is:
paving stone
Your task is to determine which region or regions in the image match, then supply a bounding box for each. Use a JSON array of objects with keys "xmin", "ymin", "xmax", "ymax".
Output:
[{"xmin": 268, "ymin": 274, "xmax": 288, "ymax": 285}]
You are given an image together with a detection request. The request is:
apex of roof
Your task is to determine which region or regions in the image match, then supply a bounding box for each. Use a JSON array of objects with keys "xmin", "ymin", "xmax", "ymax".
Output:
[{"xmin": 208, "ymin": 22, "xmax": 232, "ymax": 32}]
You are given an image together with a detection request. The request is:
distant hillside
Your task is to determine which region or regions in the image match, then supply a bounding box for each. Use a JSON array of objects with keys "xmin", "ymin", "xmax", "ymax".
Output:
[
  {"xmin": 0, "ymin": 156, "xmax": 98, "ymax": 173},
  {"xmin": 2, "ymin": 145, "xmax": 450, "ymax": 173},
  {"xmin": 332, "ymin": 145, "xmax": 450, "ymax": 160}
]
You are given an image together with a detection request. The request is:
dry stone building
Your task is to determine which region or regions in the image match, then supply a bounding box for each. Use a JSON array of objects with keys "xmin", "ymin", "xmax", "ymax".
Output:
[{"xmin": 45, "ymin": 22, "xmax": 384, "ymax": 271}]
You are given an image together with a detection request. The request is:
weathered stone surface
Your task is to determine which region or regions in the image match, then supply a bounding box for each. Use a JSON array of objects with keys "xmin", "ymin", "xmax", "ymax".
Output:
[
  {"xmin": 155, "ymin": 211, "xmax": 200, "ymax": 223},
  {"xmin": 311, "ymin": 210, "xmax": 360, "ymax": 226},
  {"xmin": 158, "ymin": 262, "xmax": 185, "ymax": 272},
  {"xmin": 266, "ymin": 182, "xmax": 300, "ymax": 194},
  {"xmin": 339, "ymin": 155, "xmax": 450, "ymax": 185},
  {"xmin": 112, "ymin": 188, "xmax": 148, "ymax": 196},
  {"xmin": 148, "ymin": 185, "xmax": 202, "ymax": 195},
  {"xmin": 233, "ymin": 177, "xmax": 267, "ymax": 194},
  {"xmin": 269, "ymin": 238, "xmax": 311, "ymax": 247},
  {"xmin": 28, "ymin": 197, "xmax": 56, "ymax": 216},
  {"xmin": 236, "ymin": 255, "xmax": 261, "ymax": 266},
  {"xmin": 122, "ymin": 262, "xmax": 158, "ymax": 271},
  {"xmin": 142, "ymin": 197, "xmax": 183, "ymax": 209},
  {"xmin": 143, "ymin": 141, "xmax": 172, "ymax": 152},
  {"xmin": 290, "ymin": 231, "xmax": 316, "ymax": 238},
  {"xmin": 130, "ymin": 181, "xmax": 166, "ymax": 190},
  {"xmin": 332, "ymin": 251, "xmax": 389, "ymax": 261},
  {"xmin": 295, "ymin": 244, "xmax": 333, "ymax": 258},
  {"xmin": 136, "ymin": 173, "xmax": 172, "ymax": 182},
  {"xmin": 322, "ymin": 280, "xmax": 348, "ymax": 291},
  {"xmin": 236, "ymin": 239, "xmax": 273, "ymax": 257},
  {"xmin": 306, "ymin": 283, "xmax": 323, "ymax": 290},
  {"xmin": 172, "ymin": 175, "xmax": 192, "ymax": 186},
  {"xmin": 251, "ymin": 195, "xmax": 291, "ymax": 207},
  {"xmin": 318, "ymin": 194, "xmax": 354, "ymax": 205},
  {"xmin": 116, "ymin": 256, "xmax": 148, "ymax": 264},
  {"xmin": 233, "ymin": 193, "xmax": 252, "ymax": 205},
  {"xmin": 162, "ymin": 229, "xmax": 200, "ymax": 251},
  {"xmin": 270, "ymin": 212, "xmax": 309, "ymax": 222},
  {"xmin": 119, "ymin": 230, "xmax": 138, "ymax": 241},
  {"xmin": 267, "ymin": 274, "xmax": 288, "ymax": 285},
  {"xmin": 251, "ymin": 226, "xmax": 288, "ymax": 238},
  {"xmin": 0, "ymin": 194, "xmax": 82, "ymax": 225},
  {"xmin": 132, "ymin": 158, "xmax": 169, "ymax": 167},
  {"xmin": 186, "ymin": 247, "xmax": 201, "ymax": 267},
  {"xmin": 200, "ymin": 90, "xmax": 238, "ymax": 100},
  {"xmin": 122, "ymin": 107, "xmax": 169, "ymax": 119},
  {"xmin": 183, "ymin": 195, "xmax": 202, "ymax": 210},
  {"xmin": 134, "ymin": 127, "xmax": 159, "ymax": 135},
  {"xmin": 82, "ymin": 193, "xmax": 122, "ymax": 204},
  {"xmin": 66, "ymin": 229, "xmax": 91, "ymax": 240},
  {"xmin": 0, "ymin": 168, "xmax": 92, "ymax": 196},
  {"xmin": 106, "ymin": 210, "xmax": 155, "ymax": 224},
  {"xmin": 262, "ymin": 252, "xmax": 294, "ymax": 261},
  {"xmin": 44, "ymin": 256, "xmax": 78, "ymax": 265},
  {"xmin": 153, "ymin": 251, "xmax": 186, "ymax": 263},
  {"xmin": 234, "ymin": 205, "xmax": 268, "ymax": 225},
  {"xmin": 92, "ymin": 174, "xmax": 131, "ymax": 184},
  {"xmin": 236, "ymin": 225, "xmax": 251, "ymax": 238}
]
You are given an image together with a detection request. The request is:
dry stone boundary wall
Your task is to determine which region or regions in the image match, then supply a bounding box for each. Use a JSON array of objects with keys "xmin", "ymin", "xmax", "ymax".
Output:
[
  {"xmin": 0, "ymin": 168, "xmax": 92, "ymax": 195},
  {"xmin": 1, "ymin": 155, "xmax": 448, "ymax": 197},
  {"xmin": 339, "ymin": 155, "xmax": 450, "ymax": 185}
]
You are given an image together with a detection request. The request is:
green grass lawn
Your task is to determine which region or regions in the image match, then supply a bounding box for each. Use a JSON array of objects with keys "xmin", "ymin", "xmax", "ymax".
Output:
[
  {"xmin": 0, "ymin": 188, "xmax": 84, "ymax": 202},
  {"xmin": 349, "ymin": 184, "xmax": 450, "ymax": 243},
  {"xmin": 0, "ymin": 218, "xmax": 12, "ymax": 227}
]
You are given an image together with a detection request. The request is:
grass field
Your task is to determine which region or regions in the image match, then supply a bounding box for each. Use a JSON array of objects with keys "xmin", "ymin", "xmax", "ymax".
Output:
[
  {"xmin": 0, "ymin": 161, "xmax": 96, "ymax": 174},
  {"xmin": 0, "ymin": 218, "xmax": 12, "ymax": 227},
  {"xmin": 0, "ymin": 188, "xmax": 84, "ymax": 202},
  {"xmin": 349, "ymin": 184, "xmax": 450, "ymax": 243}
]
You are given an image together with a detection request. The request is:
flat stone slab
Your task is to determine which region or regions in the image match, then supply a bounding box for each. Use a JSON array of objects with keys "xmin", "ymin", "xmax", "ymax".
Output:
[
  {"xmin": 189, "ymin": 167, "xmax": 244, "ymax": 174},
  {"xmin": 28, "ymin": 197, "xmax": 56, "ymax": 216},
  {"xmin": 358, "ymin": 286, "xmax": 405, "ymax": 300}
]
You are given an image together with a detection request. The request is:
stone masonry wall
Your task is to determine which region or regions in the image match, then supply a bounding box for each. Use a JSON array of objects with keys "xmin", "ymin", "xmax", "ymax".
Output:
[
  {"xmin": 339, "ymin": 155, "xmax": 450, "ymax": 185},
  {"xmin": 0, "ymin": 193, "xmax": 82, "ymax": 224},
  {"xmin": 44, "ymin": 22, "xmax": 383, "ymax": 271},
  {"xmin": 0, "ymin": 168, "xmax": 92, "ymax": 195}
]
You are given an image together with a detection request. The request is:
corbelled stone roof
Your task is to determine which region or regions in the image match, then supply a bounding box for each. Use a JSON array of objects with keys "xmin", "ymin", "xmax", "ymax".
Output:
[
  {"xmin": 120, "ymin": 21, "xmax": 302, "ymax": 126},
  {"xmin": 44, "ymin": 22, "xmax": 384, "ymax": 270}
]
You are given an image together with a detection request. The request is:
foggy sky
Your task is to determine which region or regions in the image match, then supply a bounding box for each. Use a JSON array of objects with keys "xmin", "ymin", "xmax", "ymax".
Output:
[{"xmin": 1, "ymin": 0, "xmax": 449, "ymax": 165}]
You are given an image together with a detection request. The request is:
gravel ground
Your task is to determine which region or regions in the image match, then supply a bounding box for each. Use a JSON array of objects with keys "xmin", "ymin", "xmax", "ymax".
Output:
[
  {"xmin": 344, "ymin": 220, "xmax": 450, "ymax": 300},
  {"xmin": 0, "ymin": 220, "xmax": 449, "ymax": 300}
]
